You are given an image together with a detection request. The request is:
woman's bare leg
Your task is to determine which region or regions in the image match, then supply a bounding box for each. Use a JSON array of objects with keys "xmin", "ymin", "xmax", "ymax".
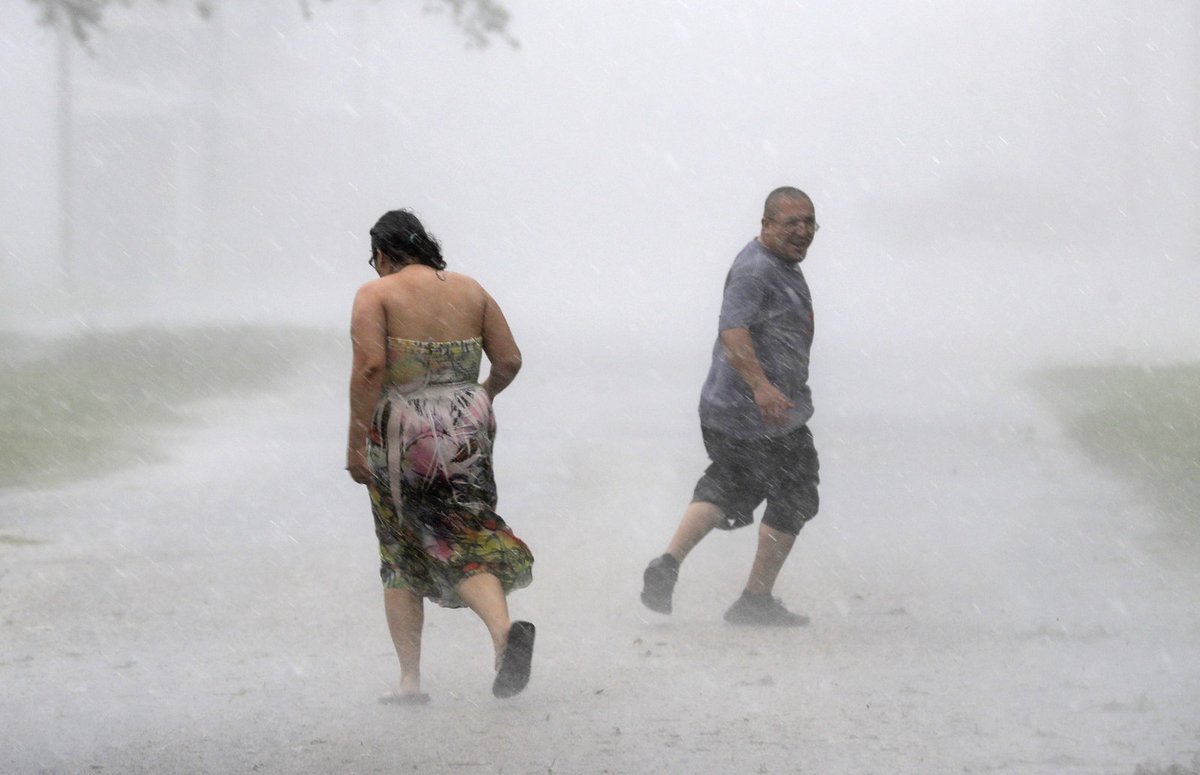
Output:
[
  {"xmin": 455, "ymin": 573, "xmax": 511, "ymax": 669},
  {"xmin": 383, "ymin": 587, "xmax": 424, "ymax": 694}
]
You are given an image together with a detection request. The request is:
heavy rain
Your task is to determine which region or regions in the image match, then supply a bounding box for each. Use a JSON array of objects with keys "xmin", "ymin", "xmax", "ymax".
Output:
[{"xmin": 2, "ymin": 1, "xmax": 1198, "ymax": 772}]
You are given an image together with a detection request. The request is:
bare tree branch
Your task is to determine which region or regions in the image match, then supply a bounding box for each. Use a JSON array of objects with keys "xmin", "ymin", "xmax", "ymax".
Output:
[
  {"xmin": 424, "ymin": 0, "xmax": 518, "ymax": 49},
  {"xmin": 28, "ymin": 0, "xmax": 516, "ymax": 48},
  {"xmin": 29, "ymin": 0, "xmax": 117, "ymax": 44}
]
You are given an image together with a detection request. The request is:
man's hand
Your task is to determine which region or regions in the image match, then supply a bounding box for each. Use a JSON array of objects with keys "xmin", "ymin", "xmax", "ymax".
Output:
[
  {"xmin": 720, "ymin": 327, "xmax": 794, "ymax": 427},
  {"xmin": 753, "ymin": 382, "xmax": 795, "ymax": 427}
]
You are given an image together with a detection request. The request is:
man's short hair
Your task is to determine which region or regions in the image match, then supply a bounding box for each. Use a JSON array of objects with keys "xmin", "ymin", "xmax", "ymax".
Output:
[{"xmin": 763, "ymin": 187, "xmax": 811, "ymax": 220}]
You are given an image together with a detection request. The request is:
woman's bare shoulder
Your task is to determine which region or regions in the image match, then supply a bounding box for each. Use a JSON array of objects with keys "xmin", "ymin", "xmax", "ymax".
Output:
[
  {"xmin": 442, "ymin": 270, "xmax": 483, "ymax": 288},
  {"xmin": 442, "ymin": 271, "xmax": 490, "ymax": 301},
  {"xmin": 353, "ymin": 276, "xmax": 387, "ymax": 301}
]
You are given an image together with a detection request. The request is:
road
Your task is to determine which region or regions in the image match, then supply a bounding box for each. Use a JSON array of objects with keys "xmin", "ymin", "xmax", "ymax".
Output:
[{"xmin": 2, "ymin": 330, "xmax": 1198, "ymax": 774}]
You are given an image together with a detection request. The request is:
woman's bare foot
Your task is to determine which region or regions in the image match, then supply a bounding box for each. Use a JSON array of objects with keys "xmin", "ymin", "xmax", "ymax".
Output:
[
  {"xmin": 378, "ymin": 690, "xmax": 430, "ymax": 706},
  {"xmin": 380, "ymin": 673, "xmax": 428, "ymax": 704}
]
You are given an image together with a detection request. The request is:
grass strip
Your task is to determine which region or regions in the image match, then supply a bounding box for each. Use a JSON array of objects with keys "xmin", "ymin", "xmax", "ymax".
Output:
[
  {"xmin": 0, "ymin": 324, "xmax": 341, "ymax": 489},
  {"xmin": 1033, "ymin": 362, "xmax": 1200, "ymax": 552}
]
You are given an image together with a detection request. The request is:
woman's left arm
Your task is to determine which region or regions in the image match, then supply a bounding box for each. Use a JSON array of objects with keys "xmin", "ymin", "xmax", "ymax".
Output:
[
  {"xmin": 346, "ymin": 283, "xmax": 388, "ymax": 484},
  {"xmin": 479, "ymin": 289, "xmax": 522, "ymax": 399}
]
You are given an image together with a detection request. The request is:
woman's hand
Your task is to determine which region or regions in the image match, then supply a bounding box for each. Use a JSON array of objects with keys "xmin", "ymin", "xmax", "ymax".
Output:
[{"xmin": 346, "ymin": 447, "xmax": 372, "ymax": 485}]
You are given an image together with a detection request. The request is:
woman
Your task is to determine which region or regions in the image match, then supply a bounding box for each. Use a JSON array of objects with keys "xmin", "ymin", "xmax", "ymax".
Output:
[{"xmin": 346, "ymin": 209, "xmax": 534, "ymax": 703}]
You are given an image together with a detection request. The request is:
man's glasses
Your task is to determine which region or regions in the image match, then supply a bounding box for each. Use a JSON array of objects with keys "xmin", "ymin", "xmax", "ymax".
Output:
[{"xmin": 776, "ymin": 218, "xmax": 820, "ymax": 233}]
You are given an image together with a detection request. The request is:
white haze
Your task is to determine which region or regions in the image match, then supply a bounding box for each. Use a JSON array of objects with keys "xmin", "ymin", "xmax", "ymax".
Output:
[
  {"xmin": 3, "ymin": 2, "xmax": 1197, "ymax": 360},
  {"xmin": 2, "ymin": 2, "xmax": 1199, "ymax": 773}
]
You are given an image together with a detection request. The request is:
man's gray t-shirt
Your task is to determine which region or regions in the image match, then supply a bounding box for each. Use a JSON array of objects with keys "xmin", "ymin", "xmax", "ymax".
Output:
[{"xmin": 698, "ymin": 238, "xmax": 815, "ymax": 440}]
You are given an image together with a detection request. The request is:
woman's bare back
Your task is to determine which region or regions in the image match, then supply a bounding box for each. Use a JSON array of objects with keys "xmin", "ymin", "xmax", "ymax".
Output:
[
  {"xmin": 377, "ymin": 266, "xmax": 486, "ymax": 342},
  {"xmin": 355, "ymin": 264, "xmax": 521, "ymax": 398}
]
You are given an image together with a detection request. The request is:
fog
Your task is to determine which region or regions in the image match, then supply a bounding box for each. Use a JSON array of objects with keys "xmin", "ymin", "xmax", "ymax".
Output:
[
  {"xmin": 5, "ymin": 2, "xmax": 1198, "ymax": 351},
  {"xmin": 2, "ymin": 2, "xmax": 1199, "ymax": 773}
]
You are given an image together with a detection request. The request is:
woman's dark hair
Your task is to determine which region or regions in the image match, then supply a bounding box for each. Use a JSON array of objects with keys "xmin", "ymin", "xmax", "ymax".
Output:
[{"xmin": 369, "ymin": 209, "xmax": 446, "ymax": 271}]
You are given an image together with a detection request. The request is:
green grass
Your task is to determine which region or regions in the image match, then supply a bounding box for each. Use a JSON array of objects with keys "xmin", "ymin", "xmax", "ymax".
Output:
[
  {"xmin": 0, "ymin": 324, "xmax": 344, "ymax": 490},
  {"xmin": 1034, "ymin": 362, "xmax": 1200, "ymax": 556}
]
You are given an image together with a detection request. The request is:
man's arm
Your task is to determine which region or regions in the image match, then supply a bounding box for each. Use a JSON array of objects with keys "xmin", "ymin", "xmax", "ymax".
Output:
[{"xmin": 720, "ymin": 327, "xmax": 794, "ymax": 427}]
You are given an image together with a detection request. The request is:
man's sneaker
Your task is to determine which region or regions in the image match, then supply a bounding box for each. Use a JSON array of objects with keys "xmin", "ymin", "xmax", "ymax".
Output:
[
  {"xmin": 640, "ymin": 554, "xmax": 679, "ymax": 614},
  {"xmin": 723, "ymin": 591, "xmax": 809, "ymax": 627}
]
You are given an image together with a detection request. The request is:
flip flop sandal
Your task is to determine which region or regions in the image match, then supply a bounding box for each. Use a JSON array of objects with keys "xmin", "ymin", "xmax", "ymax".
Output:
[{"xmin": 492, "ymin": 620, "xmax": 535, "ymax": 698}]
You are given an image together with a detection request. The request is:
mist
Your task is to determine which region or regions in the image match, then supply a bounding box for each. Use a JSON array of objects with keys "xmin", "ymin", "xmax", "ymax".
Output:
[{"xmin": 2, "ymin": 2, "xmax": 1199, "ymax": 773}]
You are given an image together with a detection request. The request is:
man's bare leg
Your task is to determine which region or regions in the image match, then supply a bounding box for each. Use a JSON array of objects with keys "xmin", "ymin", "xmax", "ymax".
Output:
[
  {"xmin": 724, "ymin": 523, "xmax": 807, "ymax": 625},
  {"xmin": 665, "ymin": 501, "xmax": 726, "ymax": 562},
  {"xmin": 642, "ymin": 502, "xmax": 726, "ymax": 614},
  {"xmin": 743, "ymin": 523, "xmax": 797, "ymax": 596},
  {"xmin": 383, "ymin": 587, "xmax": 425, "ymax": 695}
]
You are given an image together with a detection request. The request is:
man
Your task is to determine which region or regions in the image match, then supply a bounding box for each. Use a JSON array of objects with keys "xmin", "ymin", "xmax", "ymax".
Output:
[{"xmin": 641, "ymin": 186, "xmax": 821, "ymax": 626}]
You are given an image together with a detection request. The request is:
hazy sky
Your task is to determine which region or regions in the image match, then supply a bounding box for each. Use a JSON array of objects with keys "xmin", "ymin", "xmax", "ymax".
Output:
[{"xmin": 2, "ymin": 1, "xmax": 1196, "ymax": 364}]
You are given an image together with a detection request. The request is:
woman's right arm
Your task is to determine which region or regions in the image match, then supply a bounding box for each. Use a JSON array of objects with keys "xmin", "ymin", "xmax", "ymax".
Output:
[
  {"xmin": 479, "ymin": 289, "xmax": 522, "ymax": 399},
  {"xmin": 346, "ymin": 282, "xmax": 387, "ymax": 483}
]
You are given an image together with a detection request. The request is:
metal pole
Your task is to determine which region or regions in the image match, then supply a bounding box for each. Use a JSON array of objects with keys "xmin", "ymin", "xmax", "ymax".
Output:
[{"xmin": 56, "ymin": 20, "xmax": 75, "ymax": 296}]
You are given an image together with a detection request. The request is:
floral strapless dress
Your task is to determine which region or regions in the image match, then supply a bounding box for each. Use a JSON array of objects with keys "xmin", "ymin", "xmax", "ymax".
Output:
[{"xmin": 366, "ymin": 337, "xmax": 533, "ymax": 608}]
